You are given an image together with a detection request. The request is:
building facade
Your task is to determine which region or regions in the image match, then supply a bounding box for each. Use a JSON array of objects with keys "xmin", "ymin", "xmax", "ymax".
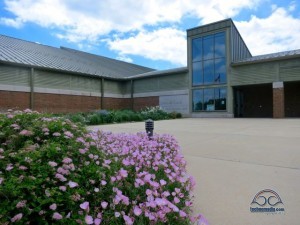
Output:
[{"xmin": 0, "ymin": 19, "xmax": 299, "ymax": 117}]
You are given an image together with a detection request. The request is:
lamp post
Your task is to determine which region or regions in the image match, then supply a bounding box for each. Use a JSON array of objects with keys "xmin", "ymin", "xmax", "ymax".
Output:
[{"xmin": 145, "ymin": 119, "xmax": 154, "ymax": 139}]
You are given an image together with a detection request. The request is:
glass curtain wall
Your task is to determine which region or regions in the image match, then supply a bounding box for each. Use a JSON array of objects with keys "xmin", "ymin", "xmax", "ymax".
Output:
[{"xmin": 192, "ymin": 32, "xmax": 227, "ymax": 112}]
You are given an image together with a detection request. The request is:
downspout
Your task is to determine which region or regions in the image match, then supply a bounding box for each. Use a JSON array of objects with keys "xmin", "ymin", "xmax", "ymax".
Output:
[
  {"xmin": 131, "ymin": 79, "xmax": 134, "ymax": 111},
  {"xmin": 101, "ymin": 77, "xmax": 104, "ymax": 109}
]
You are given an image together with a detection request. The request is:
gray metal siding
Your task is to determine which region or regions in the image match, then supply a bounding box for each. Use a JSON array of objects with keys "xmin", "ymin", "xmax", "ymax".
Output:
[
  {"xmin": 103, "ymin": 79, "xmax": 124, "ymax": 95},
  {"xmin": 231, "ymin": 62, "xmax": 277, "ymax": 85},
  {"xmin": 279, "ymin": 58, "xmax": 300, "ymax": 81},
  {"xmin": 231, "ymin": 25, "xmax": 252, "ymax": 62},
  {"xmin": 34, "ymin": 70, "xmax": 101, "ymax": 92},
  {"xmin": 231, "ymin": 58, "xmax": 300, "ymax": 85},
  {"xmin": 134, "ymin": 73, "xmax": 188, "ymax": 93},
  {"xmin": 0, "ymin": 64, "xmax": 30, "ymax": 86}
]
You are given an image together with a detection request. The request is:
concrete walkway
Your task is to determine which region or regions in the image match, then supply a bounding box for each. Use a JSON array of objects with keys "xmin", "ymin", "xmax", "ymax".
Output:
[{"xmin": 89, "ymin": 118, "xmax": 300, "ymax": 225}]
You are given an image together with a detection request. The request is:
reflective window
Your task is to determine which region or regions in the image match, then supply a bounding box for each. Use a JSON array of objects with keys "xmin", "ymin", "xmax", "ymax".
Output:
[
  {"xmin": 192, "ymin": 62, "xmax": 203, "ymax": 86},
  {"xmin": 203, "ymin": 36, "xmax": 214, "ymax": 60},
  {"xmin": 193, "ymin": 89, "xmax": 203, "ymax": 111},
  {"xmin": 204, "ymin": 88, "xmax": 215, "ymax": 111},
  {"xmin": 192, "ymin": 32, "xmax": 226, "ymax": 86},
  {"xmin": 215, "ymin": 88, "xmax": 227, "ymax": 110},
  {"xmin": 203, "ymin": 60, "xmax": 214, "ymax": 84},
  {"xmin": 214, "ymin": 32, "xmax": 226, "ymax": 58},
  {"xmin": 214, "ymin": 58, "xmax": 226, "ymax": 83},
  {"xmin": 192, "ymin": 38, "xmax": 202, "ymax": 62},
  {"xmin": 192, "ymin": 88, "xmax": 227, "ymax": 112}
]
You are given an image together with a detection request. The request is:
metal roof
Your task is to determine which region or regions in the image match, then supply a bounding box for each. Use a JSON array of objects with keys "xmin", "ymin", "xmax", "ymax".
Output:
[
  {"xmin": 125, "ymin": 67, "xmax": 188, "ymax": 79},
  {"xmin": 0, "ymin": 34, "xmax": 154, "ymax": 78},
  {"xmin": 232, "ymin": 49, "xmax": 300, "ymax": 65}
]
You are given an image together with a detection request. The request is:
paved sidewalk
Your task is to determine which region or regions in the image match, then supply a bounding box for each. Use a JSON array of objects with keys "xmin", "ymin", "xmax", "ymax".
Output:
[{"xmin": 89, "ymin": 118, "xmax": 300, "ymax": 225}]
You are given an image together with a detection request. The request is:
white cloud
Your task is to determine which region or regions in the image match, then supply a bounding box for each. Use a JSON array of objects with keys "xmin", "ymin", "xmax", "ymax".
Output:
[
  {"xmin": 187, "ymin": 0, "xmax": 262, "ymax": 24},
  {"xmin": 116, "ymin": 55, "xmax": 133, "ymax": 63},
  {"xmin": 235, "ymin": 6, "xmax": 300, "ymax": 56},
  {"xmin": 1, "ymin": 0, "xmax": 263, "ymax": 42},
  {"xmin": 0, "ymin": 17, "xmax": 23, "ymax": 28},
  {"xmin": 107, "ymin": 28, "xmax": 187, "ymax": 66},
  {"xmin": 1, "ymin": 0, "xmax": 299, "ymax": 67}
]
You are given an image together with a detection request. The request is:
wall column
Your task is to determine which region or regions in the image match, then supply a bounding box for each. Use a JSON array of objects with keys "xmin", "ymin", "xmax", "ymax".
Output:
[
  {"xmin": 130, "ymin": 79, "xmax": 134, "ymax": 110},
  {"xmin": 101, "ymin": 78, "xmax": 104, "ymax": 109},
  {"xmin": 30, "ymin": 68, "xmax": 34, "ymax": 110},
  {"xmin": 272, "ymin": 81, "xmax": 285, "ymax": 118}
]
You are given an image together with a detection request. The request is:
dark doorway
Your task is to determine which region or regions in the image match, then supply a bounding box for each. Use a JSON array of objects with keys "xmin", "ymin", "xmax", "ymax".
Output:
[
  {"xmin": 285, "ymin": 81, "xmax": 300, "ymax": 117},
  {"xmin": 234, "ymin": 84, "xmax": 273, "ymax": 118}
]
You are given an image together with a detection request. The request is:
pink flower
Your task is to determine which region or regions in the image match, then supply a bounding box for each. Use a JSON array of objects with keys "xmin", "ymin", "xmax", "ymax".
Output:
[
  {"xmin": 115, "ymin": 212, "xmax": 121, "ymax": 217},
  {"xmin": 133, "ymin": 206, "xmax": 142, "ymax": 216},
  {"xmin": 101, "ymin": 201, "xmax": 108, "ymax": 209},
  {"xmin": 80, "ymin": 201, "xmax": 90, "ymax": 212},
  {"xmin": 119, "ymin": 168, "xmax": 128, "ymax": 178},
  {"xmin": 160, "ymin": 179, "xmax": 167, "ymax": 186},
  {"xmin": 19, "ymin": 129, "xmax": 33, "ymax": 136},
  {"xmin": 50, "ymin": 203, "xmax": 57, "ymax": 210},
  {"xmin": 55, "ymin": 173, "xmax": 67, "ymax": 182},
  {"xmin": 68, "ymin": 181, "xmax": 78, "ymax": 188},
  {"xmin": 16, "ymin": 200, "xmax": 27, "ymax": 208},
  {"xmin": 179, "ymin": 210, "xmax": 187, "ymax": 218},
  {"xmin": 11, "ymin": 213, "xmax": 23, "ymax": 222},
  {"xmin": 174, "ymin": 197, "xmax": 180, "ymax": 204},
  {"xmin": 64, "ymin": 131, "xmax": 74, "ymax": 138},
  {"xmin": 85, "ymin": 215, "xmax": 93, "ymax": 224},
  {"xmin": 101, "ymin": 180, "xmax": 107, "ymax": 185},
  {"xmin": 94, "ymin": 218, "xmax": 102, "ymax": 225},
  {"xmin": 19, "ymin": 166, "xmax": 28, "ymax": 170},
  {"xmin": 62, "ymin": 157, "xmax": 72, "ymax": 164},
  {"xmin": 52, "ymin": 212, "xmax": 63, "ymax": 220},
  {"xmin": 123, "ymin": 215, "xmax": 134, "ymax": 225},
  {"xmin": 59, "ymin": 186, "xmax": 66, "ymax": 191},
  {"xmin": 6, "ymin": 164, "xmax": 13, "ymax": 171},
  {"xmin": 42, "ymin": 128, "xmax": 49, "ymax": 132},
  {"xmin": 48, "ymin": 161, "xmax": 58, "ymax": 167},
  {"xmin": 53, "ymin": 132, "xmax": 61, "ymax": 137}
]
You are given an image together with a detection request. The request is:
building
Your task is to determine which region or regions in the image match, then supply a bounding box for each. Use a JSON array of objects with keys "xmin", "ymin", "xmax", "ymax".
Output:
[{"xmin": 0, "ymin": 19, "xmax": 299, "ymax": 117}]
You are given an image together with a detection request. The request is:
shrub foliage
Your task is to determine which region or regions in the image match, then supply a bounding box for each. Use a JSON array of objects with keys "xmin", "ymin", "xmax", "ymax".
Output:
[{"xmin": 0, "ymin": 110, "xmax": 199, "ymax": 225}]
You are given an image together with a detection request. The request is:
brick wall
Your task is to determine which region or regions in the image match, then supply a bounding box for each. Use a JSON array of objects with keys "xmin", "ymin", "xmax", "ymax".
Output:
[
  {"xmin": 273, "ymin": 88, "xmax": 285, "ymax": 118},
  {"xmin": 133, "ymin": 96, "xmax": 159, "ymax": 111},
  {"xmin": 0, "ymin": 91, "xmax": 161, "ymax": 113},
  {"xmin": 0, "ymin": 90, "xmax": 30, "ymax": 111},
  {"xmin": 34, "ymin": 93, "xmax": 101, "ymax": 113},
  {"xmin": 102, "ymin": 97, "xmax": 132, "ymax": 110}
]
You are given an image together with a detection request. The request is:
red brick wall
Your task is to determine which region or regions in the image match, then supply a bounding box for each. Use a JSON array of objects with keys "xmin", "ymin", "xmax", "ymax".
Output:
[
  {"xmin": 0, "ymin": 90, "xmax": 30, "ymax": 111},
  {"xmin": 273, "ymin": 88, "xmax": 285, "ymax": 118},
  {"xmin": 133, "ymin": 96, "xmax": 159, "ymax": 111},
  {"xmin": 102, "ymin": 97, "xmax": 132, "ymax": 110},
  {"xmin": 34, "ymin": 93, "xmax": 101, "ymax": 113},
  {"xmin": 0, "ymin": 91, "xmax": 161, "ymax": 113}
]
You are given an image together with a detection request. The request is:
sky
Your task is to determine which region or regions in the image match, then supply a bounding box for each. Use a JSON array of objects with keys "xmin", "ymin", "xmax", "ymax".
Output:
[{"xmin": 0, "ymin": 0, "xmax": 300, "ymax": 70}]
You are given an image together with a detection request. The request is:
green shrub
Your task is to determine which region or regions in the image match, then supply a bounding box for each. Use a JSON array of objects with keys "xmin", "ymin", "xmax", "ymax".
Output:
[{"xmin": 0, "ymin": 109, "xmax": 202, "ymax": 224}]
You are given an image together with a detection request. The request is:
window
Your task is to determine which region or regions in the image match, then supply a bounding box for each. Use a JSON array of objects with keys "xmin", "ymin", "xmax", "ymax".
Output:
[
  {"xmin": 192, "ymin": 32, "xmax": 226, "ymax": 86},
  {"xmin": 193, "ymin": 88, "xmax": 227, "ymax": 111}
]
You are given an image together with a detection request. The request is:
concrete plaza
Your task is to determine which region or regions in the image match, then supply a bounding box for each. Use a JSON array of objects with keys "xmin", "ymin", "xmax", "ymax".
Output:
[{"xmin": 89, "ymin": 118, "xmax": 300, "ymax": 225}]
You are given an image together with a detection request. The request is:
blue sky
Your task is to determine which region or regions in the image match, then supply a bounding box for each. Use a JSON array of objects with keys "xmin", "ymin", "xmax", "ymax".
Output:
[{"xmin": 1, "ymin": 0, "xmax": 299, "ymax": 70}]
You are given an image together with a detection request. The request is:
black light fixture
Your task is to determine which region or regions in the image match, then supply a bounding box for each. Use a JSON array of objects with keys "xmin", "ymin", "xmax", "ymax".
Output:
[{"xmin": 145, "ymin": 119, "xmax": 154, "ymax": 139}]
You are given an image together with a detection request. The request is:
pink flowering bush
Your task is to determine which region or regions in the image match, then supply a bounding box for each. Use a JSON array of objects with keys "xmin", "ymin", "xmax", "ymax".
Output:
[{"xmin": 0, "ymin": 109, "xmax": 203, "ymax": 224}]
